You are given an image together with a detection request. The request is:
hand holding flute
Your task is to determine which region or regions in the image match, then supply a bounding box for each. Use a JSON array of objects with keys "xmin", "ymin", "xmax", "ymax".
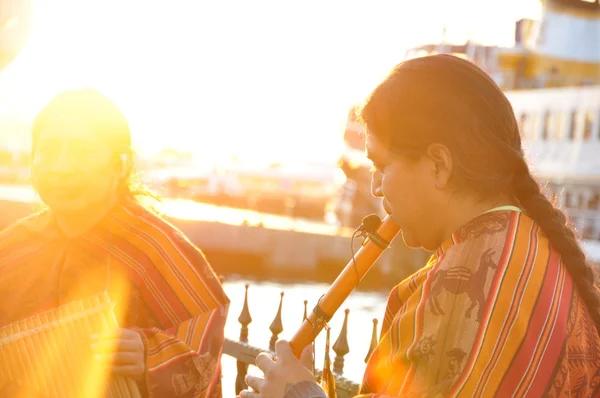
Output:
[{"xmin": 239, "ymin": 214, "xmax": 400, "ymax": 398}]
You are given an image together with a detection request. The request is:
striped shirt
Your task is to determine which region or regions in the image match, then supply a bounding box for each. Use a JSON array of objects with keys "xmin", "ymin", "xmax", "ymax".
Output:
[
  {"xmin": 360, "ymin": 210, "xmax": 600, "ymax": 397},
  {"xmin": 0, "ymin": 200, "xmax": 230, "ymax": 397}
]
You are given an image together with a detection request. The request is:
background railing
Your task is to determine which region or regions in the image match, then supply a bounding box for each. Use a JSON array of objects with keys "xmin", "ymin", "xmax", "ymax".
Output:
[{"xmin": 222, "ymin": 284, "xmax": 380, "ymax": 397}]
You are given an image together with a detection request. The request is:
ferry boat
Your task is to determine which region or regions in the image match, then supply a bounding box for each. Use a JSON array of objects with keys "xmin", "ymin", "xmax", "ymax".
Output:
[
  {"xmin": 337, "ymin": 0, "xmax": 600, "ymax": 266},
  {"xmin": 404, "ymin": 0, "xmax": 600, "ymax": 90}
]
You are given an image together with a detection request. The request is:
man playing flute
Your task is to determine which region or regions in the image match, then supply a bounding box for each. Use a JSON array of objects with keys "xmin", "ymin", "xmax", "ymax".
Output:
[{"xmin": 240, "ymin": 55, "xmax": 600, "ymax": 397}]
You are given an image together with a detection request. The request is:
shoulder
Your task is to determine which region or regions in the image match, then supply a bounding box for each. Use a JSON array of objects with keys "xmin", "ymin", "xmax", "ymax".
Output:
[
  {"xmin": 433, "ymin": 211, "xmax": 554, "ymax": 301},
  {"xmin": 0, "ymin": 209, "xmax": 50, "ymax": 249},
  {"xmin": 112, "ymin": 201, "xmax": 209, "ymax": 263},
  {"xmin": 440, "ymin": 211, "xmax": 543, "ymax": 271},
  {"xmin": 392, "ymin": 256, "xmax": 437, "ymax": 301},
  {"xmin": 380, "ymin": 256, "xmax": 439, "ymax": 327}
]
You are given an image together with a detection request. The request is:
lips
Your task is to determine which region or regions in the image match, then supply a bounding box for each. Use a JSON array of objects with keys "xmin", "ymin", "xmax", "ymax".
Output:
[{"xmin": 43, "ymin": 185, "xmax": 80, "ymax": 197}]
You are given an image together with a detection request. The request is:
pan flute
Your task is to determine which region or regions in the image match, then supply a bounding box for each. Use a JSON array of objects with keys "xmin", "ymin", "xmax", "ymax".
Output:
[{"xmin": 0, "ymin": 291, "xmax": 142, "ymax": 398}]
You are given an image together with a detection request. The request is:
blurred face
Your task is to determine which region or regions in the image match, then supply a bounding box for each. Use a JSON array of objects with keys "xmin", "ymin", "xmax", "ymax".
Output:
[
  {"xmin": 366, "ymin": 134, "xmax": 445, "ymax": 250},
  {"xmin": 32, "ymin": 115, "xmax": 122, "ymax": 216}
]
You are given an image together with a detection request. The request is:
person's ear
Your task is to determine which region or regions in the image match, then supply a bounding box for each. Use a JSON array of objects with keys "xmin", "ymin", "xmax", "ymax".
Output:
[{"xmin": 426, "ymin": 143, "xmax": 452, "ymax": 190}]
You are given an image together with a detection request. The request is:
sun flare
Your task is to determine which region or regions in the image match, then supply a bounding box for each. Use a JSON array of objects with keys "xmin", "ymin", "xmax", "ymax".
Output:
[{"xmin": 0, "ymin": 0, "xmax": 540, "ymax": 163}]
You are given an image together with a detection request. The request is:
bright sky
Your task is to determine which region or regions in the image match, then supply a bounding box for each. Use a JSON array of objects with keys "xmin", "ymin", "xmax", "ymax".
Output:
[{"xmin": 0, "ymin": 0, "xmax": 541, "ymax": 164}]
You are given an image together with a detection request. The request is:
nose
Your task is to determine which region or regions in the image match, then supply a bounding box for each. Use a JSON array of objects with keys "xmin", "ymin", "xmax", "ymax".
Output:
[
  {"xmin": 52, "ymin": 148, "xmax": 65, "ymax": 169},
  {"xmin": 51, "ymin": 147, "xmax": 77, "ymax": 175},
  {"xmin": 371, "ymin": 170, "xmax": 383, "ymax": 198}
]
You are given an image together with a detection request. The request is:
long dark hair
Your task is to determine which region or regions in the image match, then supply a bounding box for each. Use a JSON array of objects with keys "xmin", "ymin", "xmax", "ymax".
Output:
[{"xmin": 360, "ymin": 54, "xmax": 600, "ymax": 328}]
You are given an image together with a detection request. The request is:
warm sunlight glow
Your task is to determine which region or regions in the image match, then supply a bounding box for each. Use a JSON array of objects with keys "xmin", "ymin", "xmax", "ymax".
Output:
[
  {"xmin": 160, "ymin": 198, "xmax": 354, "ymax": 236},
  {"xmin": 0, "ymin": 0, "xmax": 541, "ymax": 164},
  {"xmin": 0, "ymin": 285, "xmax": 135, "ymax": 398}
]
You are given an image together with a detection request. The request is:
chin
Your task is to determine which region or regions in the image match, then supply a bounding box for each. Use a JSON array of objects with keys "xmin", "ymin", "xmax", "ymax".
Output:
[
  {"xmin": 401, "ymin": 231, "xmax": 422, "ymax": 249},
  {"xmin": 401, "ymin": 230, "xmax": 439, "ymax": 251},
  {"xmin": 48, "ymin": 203, "xmax": 86, "ymax": 215}
]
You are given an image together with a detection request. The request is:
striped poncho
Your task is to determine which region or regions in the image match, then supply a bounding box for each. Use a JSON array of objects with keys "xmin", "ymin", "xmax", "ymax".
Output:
[
  {"xmin": 0, "ymin": 200, "xmax": 229, "ymax": 397},
  {"xmin": 360, "ymin": 210, "xmax": 600, "ymax": 397}
]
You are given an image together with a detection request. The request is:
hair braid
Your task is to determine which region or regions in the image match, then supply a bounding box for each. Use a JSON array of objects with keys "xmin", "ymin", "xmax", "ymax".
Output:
[
  {"xmin": 513, "ymin": 164, "xmax": 600, "ymax": 330},
  {"xmin": 360, "ymin": 54, "xmax": 600, "ymax": 331}
]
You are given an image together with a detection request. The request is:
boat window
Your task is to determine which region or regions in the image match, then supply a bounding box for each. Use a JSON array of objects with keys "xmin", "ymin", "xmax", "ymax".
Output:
[
  {"xmin": 597, "ymin": 109, "xmax": 600, "ymax": 140},
  {"xmin": 564, "ymin": 191, "xmax": 572, "ymax": 208},
  {"xmin": 542, "ymin": 111, "xmax": 563, "ymax": 140},
  {"xmin": 569, "ymin": 110, "xmax": 577, "ymax": 140},
  {"xmin": 555, "ymin": 112, "xmax": 566, "ymax": 140},
  {"xmin": 583, "ymin": 219, "xmax": 595, "ymax": 240},
  {"xmin": 523, "ymin": 113, "xmax": 539, "ymax": 140},
  {"xmin": 583, "ymin": 110, "xmax": 594, "ymax": 140},
  {"xmin": 518, "ymin": 113, "xmax": 527, "ymax": 138},
  {"xmin": 542, "ymin": 112, "xmax": 551, "ymax": 140},
  {"xmin": 589, "ymin": 192, "xmax": 600, "ymax": 211}
]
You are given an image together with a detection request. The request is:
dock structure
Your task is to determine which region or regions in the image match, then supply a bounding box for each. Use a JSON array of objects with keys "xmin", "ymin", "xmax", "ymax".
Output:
[{"xmin": 0, "ymin": 185, "xmax": 427, "ymax": 284}]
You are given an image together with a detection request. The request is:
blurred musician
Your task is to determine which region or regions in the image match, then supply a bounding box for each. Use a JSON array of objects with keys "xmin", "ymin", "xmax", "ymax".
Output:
[{"xmin": 0, "ymin": 89, "xmax": 229, "ymax": 397}]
